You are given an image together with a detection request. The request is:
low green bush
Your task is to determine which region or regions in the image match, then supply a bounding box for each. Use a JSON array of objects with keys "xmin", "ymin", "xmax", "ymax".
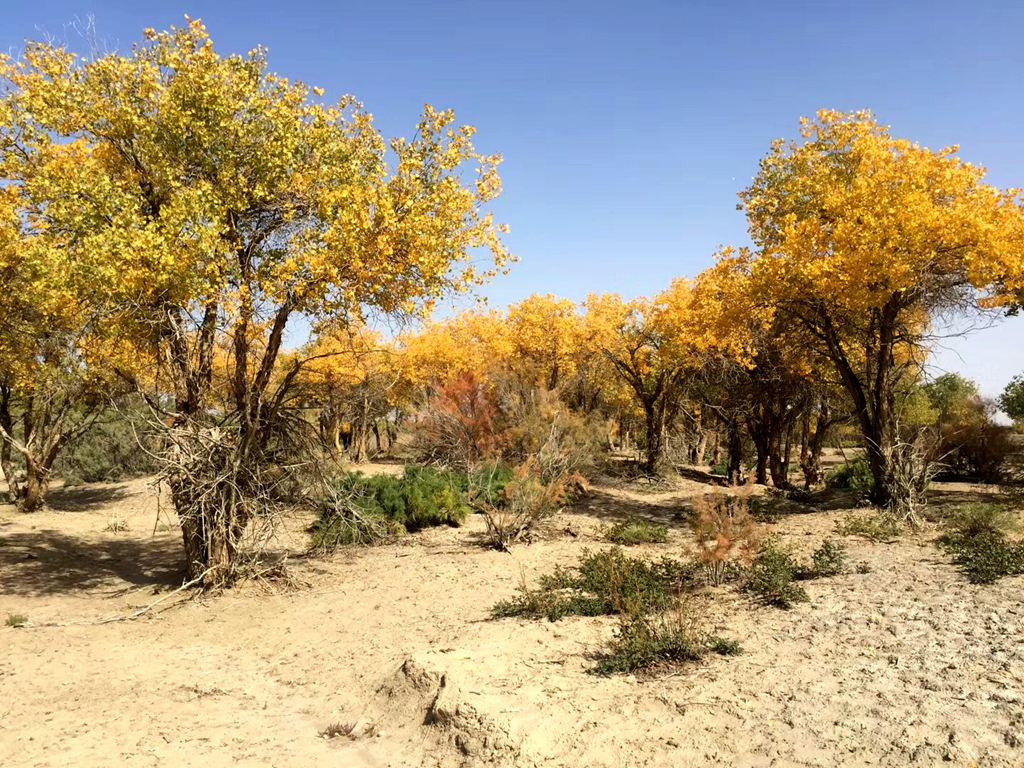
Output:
[
  {"xmin": 466, "ymin": 461, "xmax": 516, "ymax": 508},
  {"xmin": 56, "ymin": 407, "xmax": 161, "ymax": 485},
  {"xmin": 745, "ymin": 537, "xmax": 808, "ymax": 608},
  {"xmin": 309, "ymin": 465, "xmax": 472, "ymax": 551},
  {"xmin": 592, "ymin": 607, "xmax": 742, "ymax": 675},
  {"xmin": 809, "ymin": 539, "xmax": 847, "ymax": 577},
  {"xmin": 836, "ymin": 512, "xmax": 902, "ymax": 541},
  {"xmin": 938, "ymin": 504, "xmax": 1024, "ymax": 584},
  {"xmin": 605, "ymin": 517, "xmax": 669, "ymax": 545},
  {"xmin": 491, "ymin": 548, "xmax": 698, "ymax": 621}
]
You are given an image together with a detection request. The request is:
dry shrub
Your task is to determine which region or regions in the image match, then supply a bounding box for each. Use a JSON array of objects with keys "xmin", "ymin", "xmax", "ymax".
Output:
[
  {"xmin": 412, "ymin": 371, "xmax": 504, "ymax": 470},
  {"xmin": 500, "ymin": 385, "xmax": 604, "ymax": 483},
  {"xmin": 692, "ymin": 483, "xmax": 761, "ymax": 586},
  {"xmin": 885, "ymin": 432, "xmax": 941, "ymax": 527},
  {"xmin": 478, "ymin": 457, "xmax": 581, "ymax": 550}
]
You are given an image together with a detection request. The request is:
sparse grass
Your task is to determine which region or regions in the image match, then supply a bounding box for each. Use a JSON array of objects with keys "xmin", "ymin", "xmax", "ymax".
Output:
[
  {"xmin": 491, "ymin": 548, "xmax": 698, "ymax": 621},
  {"xmin": 745, "ymin": 537, "xmax": 809, "ymax": 608},
  {"xmin": 605, "ymin": 517, "xmax": 669, "ymax": 545},
  {"xmin": 591, "ymin": 601, "xmax": 741, "ymax": 675},
  {"xmin": 5, "ymin": 613, "xmax": 28, "ymax": 628},
  {"xmin": 938, "ymin": 503, "xmax": 1024, "ymax": 584},
  {"xmin": 104, "ymin": 518, "xmax": 130, "ymax": 533},
  {"xmin": 836, "ymin": 512, "xmax": 902, "ymax": 541}
]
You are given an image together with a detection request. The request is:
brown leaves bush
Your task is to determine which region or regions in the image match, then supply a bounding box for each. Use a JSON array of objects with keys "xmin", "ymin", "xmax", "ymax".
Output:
[{"xmin": 692, "ymin": 483, "xmax": 761, "ymax": 586}]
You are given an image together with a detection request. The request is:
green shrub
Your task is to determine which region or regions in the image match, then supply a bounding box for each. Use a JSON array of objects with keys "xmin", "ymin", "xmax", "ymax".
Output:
[
  {"xmin": 56, "ymin": 405, "xmax": 161, "ymax": 485},
  {"xmin": 467, "ymin": 461, "xmax": 515, "ymax": 508},
  {"xmin": 709, "ymin": 462, "xmax": 728, "ymax": 477},
  {"xmin": 309, "ymin": 465, "xmax": 472, "ymax": 551},
  {"xmin": 745, "ymin": 538, "xmax": 808, "ymax": 608},
  {"xmin": 938, "ymin": 504, "xmax": 1024, "ymax": 584},
  {"xmin": 606, "ymin": 517, "xmax": 669, "ymax": 545},
  {"xmin": 591, "ymin": 606, "xmax": 741, "ymax": 675},
  {"xmin": 825, "ymin": 455, "xmax": 873, "ymax": 492},
  {"xmin": 5, "ymin": 613, "xmax": 28, "ymax": 628},
  {"xmin": 491, "ymin": 548, "xmax": 698, "ymax": 621},
  {"xmin": 944, "ymin": 531, "xmax": 1024, "ymax": 584},
  {"xmin": 836, "ymin": 512, "xmax": 902, "ymax": 541},
  {"xmin": 708, "ymin": 635, "xmax": 744, "ymax": 656},
  {"xmin": 809, "ymin": 539, "xmax": 847, "ymax": 577}
]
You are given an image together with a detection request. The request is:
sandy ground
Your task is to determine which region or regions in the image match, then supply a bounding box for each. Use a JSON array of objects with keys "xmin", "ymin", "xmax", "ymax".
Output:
[{"xmin": 1, "ymin": 470, "xmax": 1022, "ymax": 767}]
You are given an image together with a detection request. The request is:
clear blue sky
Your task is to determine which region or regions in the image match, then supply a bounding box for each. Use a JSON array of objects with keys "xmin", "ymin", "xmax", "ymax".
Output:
[{"xmin": 3, "ymin": 0, "xmax": 1022, "ymax": 399}]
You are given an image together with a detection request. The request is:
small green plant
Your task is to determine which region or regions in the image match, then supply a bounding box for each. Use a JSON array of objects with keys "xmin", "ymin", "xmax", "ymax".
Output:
[
  {"xmin": 836, "ymin": 512, "xmax": 902, "ymax": 541},
  {"xmin": 809, "ymin": 538, "xmax": 847, "ymax": 577},
  {"xmin": 745, "ymin": 537, "xmax": 808, "ymax": 608},
  {"xmin": 938, "ymin": 504, "xmax": 1024, "ymax": 584},
  {"xmin": 5, "ymin": 613, "xmax": 28, "ymax": 628},
  {"xmin": 825, "ymin": 455, "xmax": 873, "ymax": 492},
  {"xmin": 708, "ymin": 635, "xmax": 743, "ymax": 656},
  {"xmin": 747, "ymin": 496, "xmax": 779, "ymax": 523},
  {"xmin": 605, "ymin": 517, "xmax": 669, "ymax": 545},
  {"xmin": 856, "ymin": 562, "xmax": 872, "ymax": 574},
  {"xmin": 591, "ymin": 602, "xmax": 742, "ymax": 675}
]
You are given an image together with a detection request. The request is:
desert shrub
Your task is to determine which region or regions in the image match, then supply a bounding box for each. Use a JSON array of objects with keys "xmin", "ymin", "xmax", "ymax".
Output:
[
  {"xmin": 809, "ymin": 538, "xmax": 847, "ymax": 577},
  {"xmin": 309, "ymin": 465, "xmax": 471, "ymax": 551},
  {"xmin": 5, "ymin": 613, "xmax": 28, "ymax": 628},
  {"xmin": 491, "ymin": 548, "xmax": 697, "ymax": 621},
  {"xmin": 692, "ymin": 488, "xmax": 760, "ymax": 586},
  {"xmin": 825, "ymin": 455, "xmax": 873, "ymax": 492},
  {"xmin": 56, "ymin": 405, "xmax": 161, "ymax": 485},
  {"xmin": 747, "ymin": 495, "xmax": 780, "ymax": 522},
  {"xmin": 592, "ymin": 602, "xmax": 740, "ymax": 675},
  {"xmin": 709, "ymin": 461, "xmax": 728, "ymax": 477},
  {"xmin": 745, "ymin": 537, "xmax": 808, "ymax": 608},
  {"xmin": 606, "ymin": 517, "xmax": 669, "ymax": 545},
  {"xmin": 836, "ymin": 512, "xmax": 902, "ymax": 541},
  {"xmin": 938, "ymin": 503, "xmax": 1024, "ymax": 584}
]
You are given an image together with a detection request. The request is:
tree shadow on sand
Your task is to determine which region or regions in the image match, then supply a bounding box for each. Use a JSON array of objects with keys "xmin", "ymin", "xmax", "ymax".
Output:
[
  {"xmin": 45, "ymin": 483, "xmax": 131, "ymax": 512},
  {"xmin": 0, "ymin": 527, "xmax": 184, "ymax": 597},
  {"xmin": 574, "ymin": 486, "xmax": 693, "ymax": 527}
]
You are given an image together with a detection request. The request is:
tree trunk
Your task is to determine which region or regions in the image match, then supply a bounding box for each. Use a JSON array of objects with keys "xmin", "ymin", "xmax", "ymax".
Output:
[
  {"xmin": 0, "ymin": 384, "xmax": 18, "ymax": 503},
  {"xmin": 770, "ymin": 423, "xmax": 794, "ymax": 490},
  {"xmin": 695, "ymin": 430, "xmax": 709, "ymax": 466},
  {"xmin": 642, "ymin": 402, "xmax": 664, "ymax": 474},
  {"xmin": 20, "ymin": 460, "xmax": 48, "ymax": 513},
  {"xmin": 727, "ymin": 420, "xmax": 743, "ymax": 484}
]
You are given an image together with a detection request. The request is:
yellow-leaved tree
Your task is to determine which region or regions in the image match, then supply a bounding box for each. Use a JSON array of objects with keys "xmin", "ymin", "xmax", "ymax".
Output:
[
  {"xmin": 0, "ymin": 19, "xmax": 509, "ymax": 583},
  {"xmin": 739, "ymin": 110, "xmax": 1024, "ymax": 506}
]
